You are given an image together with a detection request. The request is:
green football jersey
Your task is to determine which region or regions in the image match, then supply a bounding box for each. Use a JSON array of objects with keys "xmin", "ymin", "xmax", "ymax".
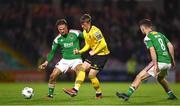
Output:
[
  {"xmin": 47, "ymin": 30, "xmax": 83, "ymax": 62},
  {"xmin": 144, "ymin": 31, "xmax": 171, "ymax": 64}
]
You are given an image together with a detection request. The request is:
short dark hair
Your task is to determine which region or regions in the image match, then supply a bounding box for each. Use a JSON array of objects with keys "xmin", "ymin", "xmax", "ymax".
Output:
[
  {"xmin": 80, "ymin": 14, "xmax": 91, "ymax": 24},
  {"xmin": 139, "ymin": 19, "xmax": 152, "ymax": 27},
  {"xmin": 56, "ymin": 19, "xmax": 68, "ymax": 27}
]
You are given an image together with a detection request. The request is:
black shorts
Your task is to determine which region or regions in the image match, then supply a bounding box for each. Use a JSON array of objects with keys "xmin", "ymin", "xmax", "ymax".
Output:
[{"xmin": 84, "ymin": 54, "xmax": 109, "ymax": 71}]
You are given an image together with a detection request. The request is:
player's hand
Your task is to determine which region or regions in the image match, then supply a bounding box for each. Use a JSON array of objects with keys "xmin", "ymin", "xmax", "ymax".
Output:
[
  {"xmin": 73, "ymin": 49, "xmax": 79, "ymax": 54},
  {"xmin": 38, "ymin": 61, "xmax": 48, "ymax": 71},
  {"xmin": 89, "ymin": 50, "xmax": 95, "ymax": 56},
  {"xmin": 172, "ymin": 60, "xmax": 176, "ymax": 69}
]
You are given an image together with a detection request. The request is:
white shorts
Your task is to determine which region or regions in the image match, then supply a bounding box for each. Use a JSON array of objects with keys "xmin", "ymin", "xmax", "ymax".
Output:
[
  {"xmin": 55, "ymin": 58, "xmax": 82, "ymax": 73},
  {"xmin": 144, "ymin": 62, "xmax": 171, "ymax": 77}
]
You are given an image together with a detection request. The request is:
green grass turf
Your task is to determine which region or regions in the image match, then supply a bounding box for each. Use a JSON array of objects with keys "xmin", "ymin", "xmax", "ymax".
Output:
[{"xmin": 0, "ymin": 82, "xmax": 179, "ymax": 105}]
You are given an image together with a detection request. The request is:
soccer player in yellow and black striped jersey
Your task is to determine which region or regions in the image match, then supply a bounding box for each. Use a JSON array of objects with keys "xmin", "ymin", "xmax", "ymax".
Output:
[{"xmin": 63, "ymin": 14, "xmax": 110, "ymax": 99}]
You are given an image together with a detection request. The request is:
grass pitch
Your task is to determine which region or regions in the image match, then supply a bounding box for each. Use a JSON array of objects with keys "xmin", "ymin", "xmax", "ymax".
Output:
[{"xmin": 0, "ymin": 82, "xmax": 179, "ymax": 105}]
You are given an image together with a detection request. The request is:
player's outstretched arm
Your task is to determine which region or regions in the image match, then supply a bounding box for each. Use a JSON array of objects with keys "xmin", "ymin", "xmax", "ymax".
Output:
[
  {"xmin": 38, "ymin": 42, "xmax": 58, "ymax": 71},
  {"xmin": 93, "ymin": 39, "xmax": 106, "ymax": 55},
  {"xmin": 167, "ymin": 42, "xmax": 176, "ymax": 68},
  {"xmin": 79, "ymin": 41, "xmax": 90, "ymax": 54}
]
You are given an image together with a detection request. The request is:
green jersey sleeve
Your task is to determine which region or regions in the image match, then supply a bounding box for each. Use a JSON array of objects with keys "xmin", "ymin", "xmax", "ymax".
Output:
[
  {"xmin": 47, "ymin": 35, "xmax": 60, "ymax": 62},
  {"xmin": 78, "ymin": 32, "xmax": 84, "ymax": 39},
  {"xmin": 144, "ymin": 35, "xmax": 153, "ymax": 49},
  {"xmin": 47, "ymin": 42, "xmax": 58, "ymax": 62}
]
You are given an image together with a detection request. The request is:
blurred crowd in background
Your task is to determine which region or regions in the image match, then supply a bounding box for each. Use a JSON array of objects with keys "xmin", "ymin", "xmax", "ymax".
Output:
[{"xmin": 0, "ymin": 0, "xmax": 180, "ymax": 70}]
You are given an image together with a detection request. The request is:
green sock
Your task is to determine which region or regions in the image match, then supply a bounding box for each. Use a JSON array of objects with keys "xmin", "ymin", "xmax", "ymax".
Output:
[
  {"xmin": 48, "ymin": 87, "xmax": 54, "ymax": 96},
  {"xmin": 127, "ymin": 87, "xmax": 135, "ymax": 97}
]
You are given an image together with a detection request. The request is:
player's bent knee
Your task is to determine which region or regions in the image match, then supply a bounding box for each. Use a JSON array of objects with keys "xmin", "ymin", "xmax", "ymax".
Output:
[
  {"xmin": 88, "ymin": 74, "xmax": 95, "ymax": 79},
  {"xmin": 79, "ymin": 66, "xmax": 86, "ymax": 72},
  {"xmin": 75, "ymin": 64, "xmax": 82, "ymax": 71},
  {"xmin": 82, "ymin": 61, "xmax": 91, "ymax": 69},
  {"xmin": 54, "ymin": 67, "xmax": 62, "ymax": 73}
]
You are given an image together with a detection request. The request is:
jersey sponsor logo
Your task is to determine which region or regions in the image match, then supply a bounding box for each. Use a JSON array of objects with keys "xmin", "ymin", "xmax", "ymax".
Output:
[
  {"xmin": 163, "ymin": 52, "xmax": 168, "ymax": 55},
  {"xmin": 154, "ymin": 34, "xmax": 161, "ymax": 38},
  {"xmin": 64, "ymin": 42, "xmax": 73, "ymax": 48}
]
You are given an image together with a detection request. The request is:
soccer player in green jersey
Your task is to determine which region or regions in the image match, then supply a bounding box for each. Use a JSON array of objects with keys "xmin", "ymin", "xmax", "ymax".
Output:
[
  {"xmin": 38, "ymin": 19, "xmax": 83, "ymax": 98},
  {"xmin": 116, "ymin": 19, "xmax": 177, "ymax": 101}
]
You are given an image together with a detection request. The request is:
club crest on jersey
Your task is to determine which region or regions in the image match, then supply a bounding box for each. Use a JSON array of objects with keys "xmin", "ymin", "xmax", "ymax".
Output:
[{"xmin": 69, "ymin": 34, "xmax": 74, "ymax": 39}]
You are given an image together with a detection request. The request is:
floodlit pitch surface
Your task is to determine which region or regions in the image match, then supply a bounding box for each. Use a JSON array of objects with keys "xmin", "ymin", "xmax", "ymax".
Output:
[{"xmin": 0, "ymin": 82, "xmax": 179, "ymax": 105}]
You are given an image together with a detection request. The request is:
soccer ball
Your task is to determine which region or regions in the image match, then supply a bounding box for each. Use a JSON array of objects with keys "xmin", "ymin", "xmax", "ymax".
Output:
[{"xmin": 22, "ymin": 87, "xmax": 34, "ymax": 99}]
